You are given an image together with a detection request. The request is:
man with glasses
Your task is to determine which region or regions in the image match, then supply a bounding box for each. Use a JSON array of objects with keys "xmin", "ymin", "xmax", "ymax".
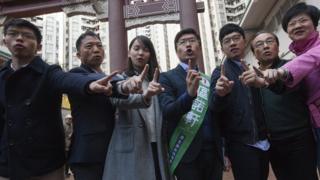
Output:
[
  {"xmin": 210, "ymin": 23, "xmax": 269, "ymax": 180},
  {"xmin": 0, "ymin": 19, "xmax": 138, "ymax": 180},
  {"xmin": 241, "ymin": 31, "xmax": 318, "ymax": 180},
  {"xmin": 158, "ymin": 28, "xmax": 223, "ymax": 180}
]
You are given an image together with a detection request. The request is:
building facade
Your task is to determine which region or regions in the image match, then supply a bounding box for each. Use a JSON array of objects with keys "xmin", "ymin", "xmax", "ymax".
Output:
[
  {"xmin": 0, "ymin": 0, "xmax": 253, "ymax": 74},
  {"xmin": 0, "ymin": 25, "xmax": 10, "ymax": 65}
]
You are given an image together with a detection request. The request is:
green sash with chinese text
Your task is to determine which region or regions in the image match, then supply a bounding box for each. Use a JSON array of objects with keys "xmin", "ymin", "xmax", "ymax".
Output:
[{"xmin": 168, "ymin": 73, "xmax": 211, "ymax": 174}]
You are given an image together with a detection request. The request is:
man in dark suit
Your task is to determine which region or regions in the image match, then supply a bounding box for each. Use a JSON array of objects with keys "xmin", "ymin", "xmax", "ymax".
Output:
[
  {"xmin": 158, "ymin": 28, "xmax": 223, "ymax": 180},
  {"xmin": 67, "ymin": 31, "xmax": 129, "ymax": 180},
  {"xmin": 0, "ymin": 19, "xmax": 120, "ymax": 180}
]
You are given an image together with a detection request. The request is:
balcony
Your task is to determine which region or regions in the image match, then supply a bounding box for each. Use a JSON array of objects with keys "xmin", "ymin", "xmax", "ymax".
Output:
[{"xmin": 226, "ymin": 8, "xmax": 245, "ymax": 17}]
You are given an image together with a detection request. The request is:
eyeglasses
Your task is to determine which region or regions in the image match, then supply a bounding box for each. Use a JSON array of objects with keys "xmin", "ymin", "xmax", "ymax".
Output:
[
  {"xmin": 222, "ymin": 35, "xmax": 242, "ymax": 45},
  {"xmin": 6, "ymin": 30, "xmax": 36, "ymax": 40},
  {"xmin": 177, "ymin": 38, "xmax": 198, "ymax": 46},
  {"xmin": 254, "ymin": 38, "xmax": 276, "ymax": 49}
]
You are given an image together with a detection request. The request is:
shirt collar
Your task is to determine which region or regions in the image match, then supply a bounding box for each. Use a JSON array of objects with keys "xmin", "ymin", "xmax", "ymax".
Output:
[
  {"xmin": 179, "ymin": 62, "xmax": 189, "ymax": 71},
  {"xmin": 179, "ymin": 62, "xmax": 199, "ymax": 72},
  {"xmin": 10, "ymin": 62, "xmax": 29, "ymax": 71}
]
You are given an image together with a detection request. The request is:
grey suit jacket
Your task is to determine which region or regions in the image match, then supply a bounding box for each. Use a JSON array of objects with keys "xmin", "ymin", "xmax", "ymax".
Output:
[{"xmin": 103, "ymin": 90, "xmax": 172, "ymax": 180}]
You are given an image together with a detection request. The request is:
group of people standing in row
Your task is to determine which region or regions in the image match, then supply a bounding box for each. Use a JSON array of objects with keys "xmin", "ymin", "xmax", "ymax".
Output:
[{"xmin": 0, "ymin": 2, "xmax": 319, "ymax": 180}]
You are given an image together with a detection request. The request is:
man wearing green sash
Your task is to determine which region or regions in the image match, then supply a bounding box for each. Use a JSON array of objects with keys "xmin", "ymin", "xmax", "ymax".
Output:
[{"xmin": 158, "ymin": 28, "xmax": 223, "ymax": 180}]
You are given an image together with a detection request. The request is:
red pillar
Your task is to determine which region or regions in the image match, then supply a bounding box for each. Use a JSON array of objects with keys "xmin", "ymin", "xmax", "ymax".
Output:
[
  {"xmin": 179, "ymin": 0, "xmax": 204, "ymax": 72},
  {"xmin": 108, "ymin": 0, "xmax": 128, "ymax": 72}
]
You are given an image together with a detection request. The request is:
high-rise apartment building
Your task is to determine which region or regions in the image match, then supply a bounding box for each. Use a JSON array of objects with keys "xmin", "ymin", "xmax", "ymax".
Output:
[
  {"xmin": 225, "ymin": 0, "xmax": 247, "ymax": 23},
  {"xmin": 41, "ymin": 13, "xmax": 64, "ymax": 66},
  {"xmin": 0, "ymin": 26, "xmax": 10, "ymax": 63}
]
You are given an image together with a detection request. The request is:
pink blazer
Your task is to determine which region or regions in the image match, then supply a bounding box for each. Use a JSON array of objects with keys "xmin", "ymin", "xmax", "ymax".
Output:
[{"xmin": 283, "ymin": 31, "xmax": 320, "ymax": 127}]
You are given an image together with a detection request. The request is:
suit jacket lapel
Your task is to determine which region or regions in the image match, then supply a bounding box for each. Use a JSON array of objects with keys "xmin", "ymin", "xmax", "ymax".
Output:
[{"xmin": 175, "ymin": 64, "xmax": 187, "ymax": 79}]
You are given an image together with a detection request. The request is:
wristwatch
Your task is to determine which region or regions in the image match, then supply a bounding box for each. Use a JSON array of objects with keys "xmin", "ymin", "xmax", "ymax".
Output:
[{"xmin": 277, "ymin": 68, "xmax": 290, "ymax": 81}]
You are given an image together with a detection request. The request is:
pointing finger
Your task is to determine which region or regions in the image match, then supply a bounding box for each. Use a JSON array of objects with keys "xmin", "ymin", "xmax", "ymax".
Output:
[
  {"xmin": 221, "ymin": 64, "xmax": 225, "ymax": 77},
  {"xmin": 99, "ymin": 70, "xmax": 118, "ymax": 84},
  {"xmin": 253, "ymin": 66, "xmax": 264, "ymax": 77},
  {"xmin": 188, "ymin": 59, "xmax": 192, "ymax": 70},
  {"xmin": 139, "ymin": 64, "xmax": 149, "ymax": 81},
  {"xmin": 106, "ymin": 70, "xmax": 119, "ymax": 81},
  {"xmin": 152, "ymin": 68, "xmax": 160, "ymax": 82},
  {"xmin": 240, "ymin": 59, "xmax": 249, "ymax": 71}
]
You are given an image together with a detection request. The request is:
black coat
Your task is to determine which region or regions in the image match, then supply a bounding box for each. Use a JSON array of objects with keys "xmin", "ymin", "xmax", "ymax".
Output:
[
  {"xmin": 0, "ymin": 57, "xmax": 93, "ymax": 179},
  {"xmin": 68, "ymin": 64, "xmax": 124, "ymax": 164},
  {"xmin": 210, "ymin": 59, "xmax": 267, "ymax": 145}
]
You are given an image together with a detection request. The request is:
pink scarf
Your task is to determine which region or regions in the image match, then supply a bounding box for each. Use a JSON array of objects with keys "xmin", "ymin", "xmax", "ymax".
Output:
[{"xmin": 289, "ymin": 31, "xmax": 320, "ymax": 55}]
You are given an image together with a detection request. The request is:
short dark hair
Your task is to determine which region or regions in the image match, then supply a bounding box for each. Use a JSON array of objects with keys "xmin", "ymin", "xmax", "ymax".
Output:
[
  {"xmin": 282, "ymin": 2, "xmax": 320, "ymax": 32},
  {"xmin": 3, "ymin": 18, "xmax": 42, "ymax": 44},
  {"xmin": 250, "ymin": 31, "xmax": 279, "ymax": 52},
  {"xmin": 174, "ymin": 28, "xmax": 201, "ymax": 51},
  {"xmin": 219, "ymin": 23, "xmax": 245, "ymax": 45},
  {"xmin": 76, "ymin": 31, "xmax": 101, "ymax": 51},
  {"xmin": 127, "ymin": 35, "xmax": 159, "ymax": 81}
]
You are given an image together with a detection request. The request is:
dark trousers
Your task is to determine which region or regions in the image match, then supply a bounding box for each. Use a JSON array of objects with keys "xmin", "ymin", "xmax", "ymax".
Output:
[
  {"xmin": 70, "ymin": 162, "xmax": 104, "ymax": 180},
  {"xmin": 65, "ymin": 164, "xmax": 70, "ymax": 175},
  {"xmin": 174, "ymin": 147, "xmax": 223, "ymax": 180},
  {"xmin": 65, "ymin": 151, "xmax": 70, "ymax": 176},
  {"xmin": 151, "ymin": 142, "xmax": 162, "ymax": 180},
  {"xmin": 227, "ymin": 142, "xmax": 269, "ymax": 180},
  {"xmin": 270, "ymin": 130, "xmax": 318, "ymax": 180}
]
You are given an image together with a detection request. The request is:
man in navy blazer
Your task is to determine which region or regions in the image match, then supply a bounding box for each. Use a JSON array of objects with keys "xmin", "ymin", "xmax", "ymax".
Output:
[
  {"xmin": 67, "ymin": 31, "xmax": 130, "ymax": 180},
  {"xmin": 158, "ymin": 28, "xmax": 223, "ymax": 180},
  {"xmin": 0, "ymin": 19, "xmax": 119, "ymax": 180}
]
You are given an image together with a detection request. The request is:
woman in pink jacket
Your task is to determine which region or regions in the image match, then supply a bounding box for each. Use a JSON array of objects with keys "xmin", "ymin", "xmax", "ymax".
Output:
[{"xmin": 263, "ymin": 2, "xmax": 320, "ymax": 171}]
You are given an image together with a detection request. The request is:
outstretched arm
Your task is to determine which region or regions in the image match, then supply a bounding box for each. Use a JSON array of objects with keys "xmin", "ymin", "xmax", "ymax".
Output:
[{"xmin": 282, "ymin": 46, "xmax": 320, "ymax": 87}]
